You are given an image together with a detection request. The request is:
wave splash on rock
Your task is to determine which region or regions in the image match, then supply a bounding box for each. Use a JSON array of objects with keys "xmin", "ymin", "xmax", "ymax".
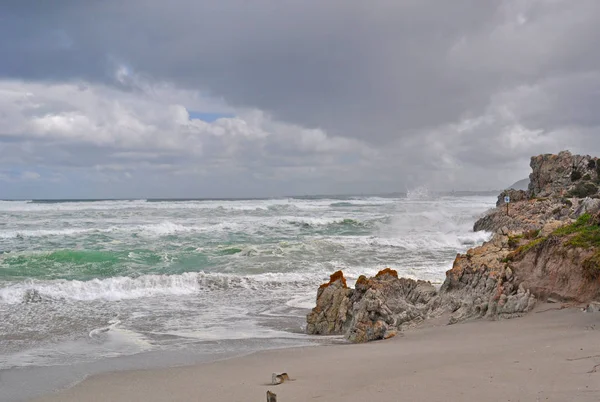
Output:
[{"xmin": 307, "ymin": 150, "xmax": 600, "ymax": 343}]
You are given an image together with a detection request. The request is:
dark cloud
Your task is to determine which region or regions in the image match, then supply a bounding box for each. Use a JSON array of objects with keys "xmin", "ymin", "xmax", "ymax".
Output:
[
  {"xmin": 0, "ymin": 1, "xmax": 579, "ymax": 139},
  {"xmin": 1, "ymin": 1, "xmax": 600, "ymax": 197}
]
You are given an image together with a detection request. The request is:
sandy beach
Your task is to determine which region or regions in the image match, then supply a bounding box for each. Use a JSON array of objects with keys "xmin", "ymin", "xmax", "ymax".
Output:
[{"xmin": 33, "ymin": 306, "xmax": 600, "ymax": 402}]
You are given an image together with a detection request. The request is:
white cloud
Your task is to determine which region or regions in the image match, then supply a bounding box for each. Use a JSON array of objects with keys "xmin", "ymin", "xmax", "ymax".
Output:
[
  {"xmin": 0, "ymin": 77, "xmax": 376, "ymax": 197},
  {"xmin": 21, "ymin": 171, "xmax": 40, "ymax": 180}
]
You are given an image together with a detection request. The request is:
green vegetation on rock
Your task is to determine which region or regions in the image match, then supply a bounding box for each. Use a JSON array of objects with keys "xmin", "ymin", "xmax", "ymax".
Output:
[
  {"xmin": 553, "ymin": 213, "xmax": 592, "ymax": 235},
  {"xmin": 504, "ymin": 214, "xmax": 600, "ymax": 263},
  {"xmin": 568, "ymin": 182, "xmax": 598, "ymax": 198},
  {"xmin": 582, "ymin": 251, "xmax": 600, "ymax": 279}
]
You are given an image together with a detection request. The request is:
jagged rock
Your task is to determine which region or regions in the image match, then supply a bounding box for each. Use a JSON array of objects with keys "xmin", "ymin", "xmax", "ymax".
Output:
[
  {"xmin": 529, "ymin": 151, "xmax": 600, "ymax": 198},
  {"xmin": 307, "ymin": 152, "xmax": 600, "ymax": 343},
  {"xmin": 497, "ymin": 189, "xmax": 529, "ymax": 207},
  {"xmin": 473, "ymin": 196, "xmax": 583, "ymax": 234},
  {"xmin": 539, "ymin": 220, "xmax": 565, "ymax": 237},
  {"xmin": 574, "ymin": 197, "xmax": 600, "ymax": 217},
  {"xmin": 307, "ymin": 269, "xmax": 436, "ymax": 342},
  {"xmin": 306, "ymin": 271, "xmax": 353, "ymax": 335},
  {"xmin": 346, "ymin": 270, "xmax": 436, "ymax": 342},
  {"xmin": 437, "ymin": 241, "xmax": 536, "ymax": 325},
  {"xmin": 510, "ymin": 237, "xmax": 600, "ymax": 303}
]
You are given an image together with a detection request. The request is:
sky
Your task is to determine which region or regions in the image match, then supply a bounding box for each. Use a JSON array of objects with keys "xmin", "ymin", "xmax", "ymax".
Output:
[{"xmin": 1, "ymin": 0, "xmax": 600, "ymax": 199}]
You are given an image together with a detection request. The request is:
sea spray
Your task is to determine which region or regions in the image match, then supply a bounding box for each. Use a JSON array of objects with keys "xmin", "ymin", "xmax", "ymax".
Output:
[{"xmin": 0, "ymin": 195, "xmax": 495, "ymax": 371}]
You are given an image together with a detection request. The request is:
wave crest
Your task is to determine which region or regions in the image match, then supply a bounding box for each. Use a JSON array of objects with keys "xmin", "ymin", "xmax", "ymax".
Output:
[{"xmin": 0, "ymin": 271, "xmax": 323, "ymax": 304}]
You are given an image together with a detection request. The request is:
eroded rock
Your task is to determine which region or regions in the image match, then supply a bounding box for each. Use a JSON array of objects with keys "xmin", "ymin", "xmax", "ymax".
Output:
[
  {"xmin": 306, "ymin": 271, "xmax": 353, "ymax": 335},
  {"xmin": 307, "ymin": 152, "xmax": 600, "ymax": 343},
  {"xmin": 307, "ymin": 269, "xmax": 436, "ymax": 342},
  {"xmin": 347, "ymin": 270, "xmax": 436, "ymax": 342}
]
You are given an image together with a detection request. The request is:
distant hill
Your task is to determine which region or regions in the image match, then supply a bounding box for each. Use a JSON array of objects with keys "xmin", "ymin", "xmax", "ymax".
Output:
[{"xmin": 508, "ymin": 178, "xmax": 529, "ymax": 191}]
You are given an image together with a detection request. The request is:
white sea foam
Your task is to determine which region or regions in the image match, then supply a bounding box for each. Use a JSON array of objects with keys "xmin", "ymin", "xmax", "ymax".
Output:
[
  {"xmin": 0, "ymin": 266, "xmax": 400, "ymax": 305},
  {"xmin": 406, "ymin": 186, "xmax": 431, "ymax": 200},
  {"xmin": 0, "ymin": 194, "xmax": 498, "ymax": 372},
  {"xmin": 0, "ymin": 221, "xmax": 249, "ymax": 239},
  {"xmin": 0, "ymin": 272, "xmax": 202, "ymax": 303},
  {"xmin": 0, "ymin": 271, "xmax": 332, "ymax": 304}
]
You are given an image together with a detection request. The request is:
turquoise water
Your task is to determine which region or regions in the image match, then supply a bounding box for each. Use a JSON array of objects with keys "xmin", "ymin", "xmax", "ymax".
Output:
[{"xmin": 0, "ymin": 195, "xmax": 494, "ymax": 370}]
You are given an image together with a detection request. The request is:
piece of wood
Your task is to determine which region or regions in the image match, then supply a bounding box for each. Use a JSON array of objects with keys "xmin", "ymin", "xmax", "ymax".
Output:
[{"xmin": 271, "ymin": 372, "xmax": 293, "ymax": 385}]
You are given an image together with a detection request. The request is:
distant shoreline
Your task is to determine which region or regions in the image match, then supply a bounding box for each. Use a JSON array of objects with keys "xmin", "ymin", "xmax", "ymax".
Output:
[{"xmin": 1, "ymin": 191, "xmax": 501, "ymax": 203}]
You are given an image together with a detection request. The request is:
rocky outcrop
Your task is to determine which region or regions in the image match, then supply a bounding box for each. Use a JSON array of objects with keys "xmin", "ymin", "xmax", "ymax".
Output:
[
  {"xmin": 496, "ymin": 189, "xmax": 529, "ymax": 207},
  {"xmin": 478, "ymin": 151, "xmax": 600, "ymax": 233},
  {"xmin": 307, "ymin": 269, "xmax": 437, "ymax": 342},
  {"xmin": 437, "ymin": 234, "xmax": 536, "ymax": 325},
  {"xmin": 510, "ymin": 237, "xmax": 599, "ymax": 303},
  {"xmin": 346, "ymin": 269, "xmax": 437, "ymax": 342},
  {"xmin": 529, "ymin": 151, "xmax": 600, "ymax": 198},
  {"xmin": 307, "ymin": 151, "xmax": 600, "ymax": 343},
  {"xmin": 306, "ymin": 271, "xmax": 353, "ymax": 335},
  {"xmin": 307, "ymin": 238, "xmax": 538, "ymax": 342},
  {"xmin": 473, "ymin": 197, "xmax": 575, "ymax": 233},
  {"xmin": 505, "ymin": 213, "xmax": 600, "ymax": 303}
]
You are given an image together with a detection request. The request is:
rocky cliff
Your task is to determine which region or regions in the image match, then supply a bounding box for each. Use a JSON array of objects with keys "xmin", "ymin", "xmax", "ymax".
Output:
[
  {"xmin": 307, "ymin": 151, "xmax": 600, "ymax": 343},
  {"xmin": 529, "ymin": 151, "xmax": 600, "ymax": 198}
]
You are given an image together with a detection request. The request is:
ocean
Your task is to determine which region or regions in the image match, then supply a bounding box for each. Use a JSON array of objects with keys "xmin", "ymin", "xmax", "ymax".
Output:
[{"xmin": 0, "ymin": 193, "xmax": 495, "ymax": 400}]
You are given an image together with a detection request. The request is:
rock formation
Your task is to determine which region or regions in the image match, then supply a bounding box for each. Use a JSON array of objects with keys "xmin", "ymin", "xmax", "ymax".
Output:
[
  {"xmin": 496, "ymin": 189, "xmax": 528, "ymax": 207},
  {"xmin": 307, "ymin": 151, "xmax": 600, "ymax": 343},
  {"xmin": 307, "ymin": 269, "xmax": 437, "ymax": 342},
  {"xmin": 529, "ymin": 151, "xmax": 600, "ymax": 198},
  {"xmin": 306, "ymin": 271, "xmax": 353, "ymax": 336}
]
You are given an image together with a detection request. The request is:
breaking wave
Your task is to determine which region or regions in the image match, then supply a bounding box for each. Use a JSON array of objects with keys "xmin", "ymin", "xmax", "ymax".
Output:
[
  {"xmin": 0, "ymin": 271, "xmax": 330, "ymax": 304},
  {"xmin": 0, "ymin": 221, "xmax": 244, "ymax": 239}
]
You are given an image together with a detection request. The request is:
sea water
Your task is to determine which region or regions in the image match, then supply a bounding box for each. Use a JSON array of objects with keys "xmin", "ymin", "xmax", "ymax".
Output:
[{"xmin": 0, "ymin": 194, "xmax": 495, "ymax": 399}]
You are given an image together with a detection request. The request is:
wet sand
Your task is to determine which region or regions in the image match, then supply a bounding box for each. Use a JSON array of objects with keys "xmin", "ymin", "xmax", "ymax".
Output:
[{"xmin": 33, "ymin": 306, "xmax": 600, "ymax": 402}]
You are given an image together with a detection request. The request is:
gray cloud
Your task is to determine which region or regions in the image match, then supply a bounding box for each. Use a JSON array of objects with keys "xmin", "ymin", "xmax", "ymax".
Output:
[{"xmin": 1, "ymin": 0, "xmax": 600, "ymax": 198}]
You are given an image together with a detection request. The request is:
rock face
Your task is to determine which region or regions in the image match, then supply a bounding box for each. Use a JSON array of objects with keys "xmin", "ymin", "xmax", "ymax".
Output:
[
  {"xmin": 510, "ymin": 236, "xmax": 600, "ymax": 303},
  {"xmin": 306, "ymin": 271, "xmax": 353, "ymax": 335},
  {"xmin": 347, "ymin": 269, "xmax": 437, "ymax": 342},
  {"xmin": 529, "ymin": 151, "xmax": 600, "ymax": 198},
  {"xmin": 496, "ymin": 189, "xmax": 528, "ymax": 207},
  {"xmin": 307, "ymin": 151, "xmax": 600, "ymax": 343},
  {"xmin": 307, "ymin": 269, "xmax": 437, "ymax": 342},
  {"xmin": 474, "ymin": 197, "xmax": 576, "ymax": 233},
  {"xmin": 438, "ymin": 235, "xmax": 536, "ymax": 325}
]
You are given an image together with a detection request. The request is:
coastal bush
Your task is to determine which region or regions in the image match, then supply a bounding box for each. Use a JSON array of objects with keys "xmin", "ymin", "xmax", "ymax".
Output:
[
  {"xmin": 568, "ymin": 182, "xmax": 598, "ymax": 198},
  {"xmin": 582, "ymin": 252, "xmax": 600, "ymax": 279},
  {"xmin": 553, "ymin": 213, "xmax": 592, "ymax": 236},
  {"xmin": 571, "ymin": 170, "xmax": 583, "ymax": 181},
  {"xmin": 507, "ymin": 235, "xmax": 521, "ymax": 249},
  {"xmin": 524, "ymin": 229, "xmax": 541, "ymax": 239},
  {"xmin": 505, "ymin": 236, "xmax": 547, "ymax": 262},
  {"xmin": 583, "ymin": 174, "xmax": 592, "ymax": 181},
  {"xmin": 588, "ymin": 159, "xmax": 596, "ymax": 169},
  {"xmin": 517, "ymin": 237, "xmax": 546, "ymax": 254},
  {"xmin": 552, "ymin": 213, "xmax": 600, "ymax": 249}
]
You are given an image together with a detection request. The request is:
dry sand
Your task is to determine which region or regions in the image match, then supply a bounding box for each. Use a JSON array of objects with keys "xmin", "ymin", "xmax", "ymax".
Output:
[{"xmin": 33, "ymin": 306, "xmax": 600, "ymax": 402}]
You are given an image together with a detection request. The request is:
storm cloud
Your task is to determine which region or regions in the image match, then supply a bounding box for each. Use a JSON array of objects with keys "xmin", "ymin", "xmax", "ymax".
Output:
[{"xmin": 1, "ymin": 0, "xmax": 599, "ymax": 198}]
